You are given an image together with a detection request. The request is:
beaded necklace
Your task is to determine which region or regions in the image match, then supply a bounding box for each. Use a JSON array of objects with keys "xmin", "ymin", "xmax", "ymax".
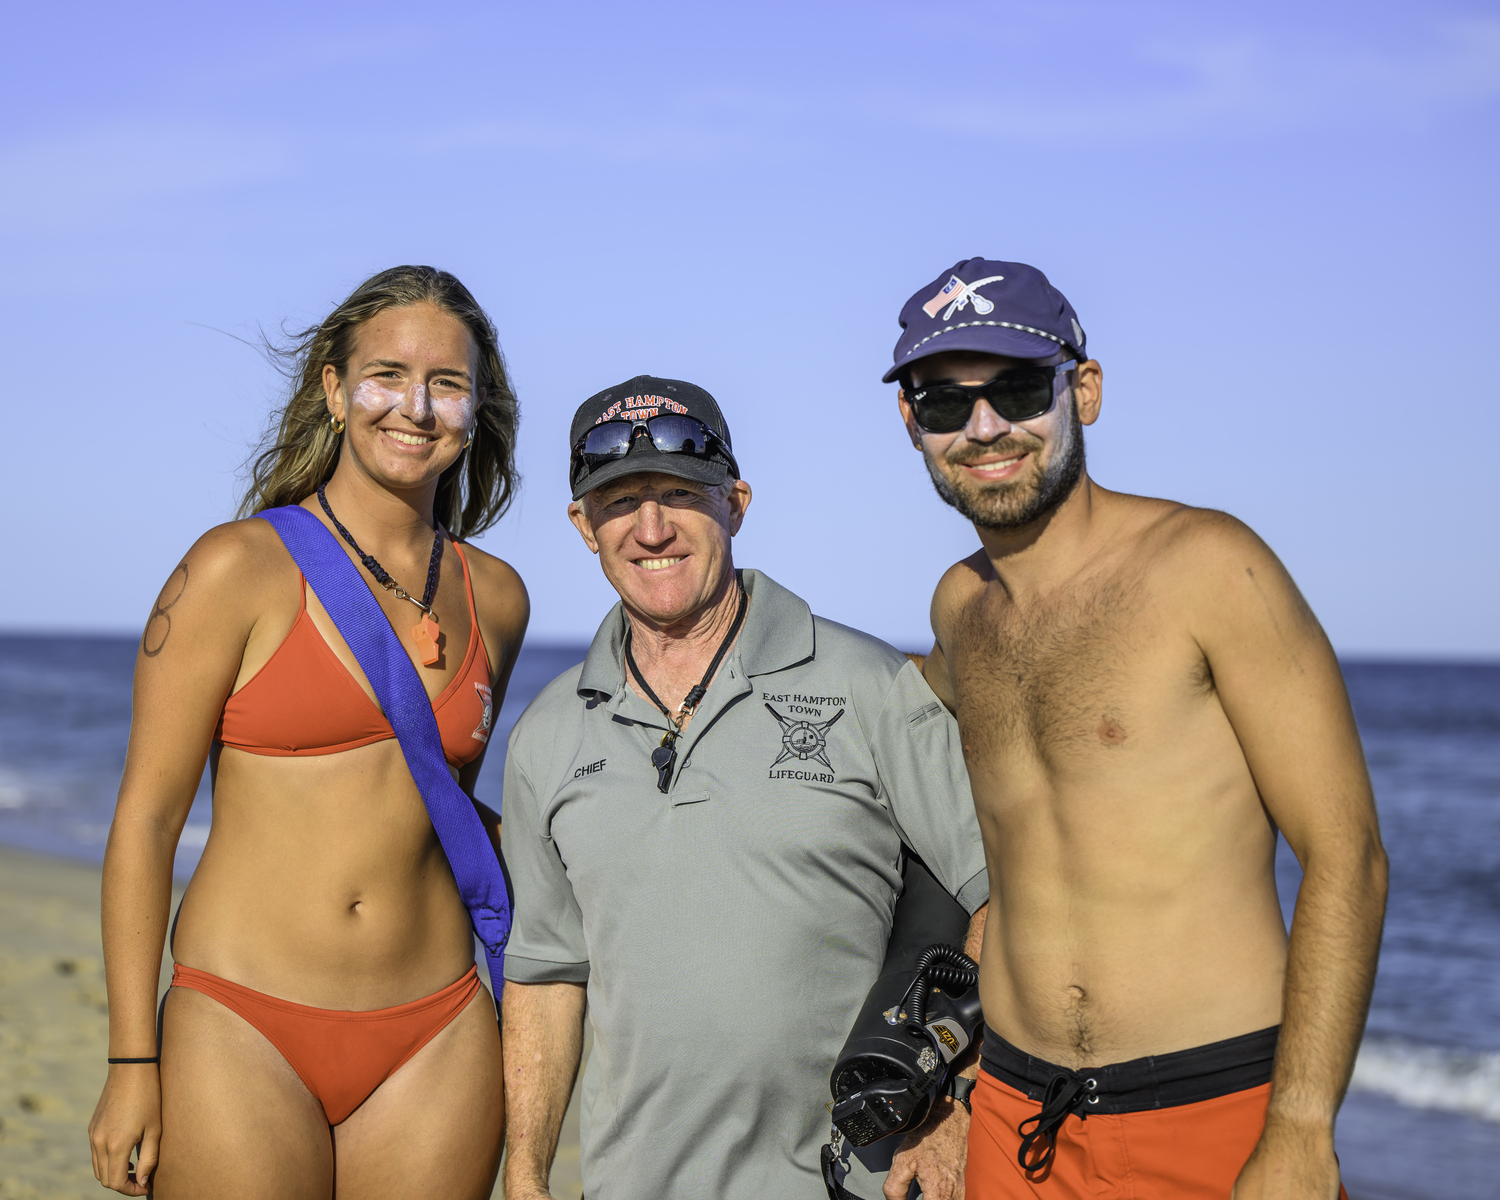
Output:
[{"xmin": 317, "ymin": 484, "xmax": 445, "ymax": 665}]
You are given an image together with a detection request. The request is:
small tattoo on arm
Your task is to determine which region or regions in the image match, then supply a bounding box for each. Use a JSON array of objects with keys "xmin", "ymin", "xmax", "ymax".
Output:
[{"xmin": 142, "ymin": 563, "xmax": 188, "ymax": 658}]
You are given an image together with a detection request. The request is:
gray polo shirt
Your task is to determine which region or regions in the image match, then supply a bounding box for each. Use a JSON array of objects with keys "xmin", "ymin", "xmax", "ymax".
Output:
[{"xmin": 502, "ymin": 569, "xmax": 987, "ymax": 1200}]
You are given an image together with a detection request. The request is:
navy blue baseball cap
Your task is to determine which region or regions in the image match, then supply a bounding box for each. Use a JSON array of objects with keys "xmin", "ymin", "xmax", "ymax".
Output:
[{"xmin": 883, "ymin": 258, "xmax": 1086, "ymax": 383}]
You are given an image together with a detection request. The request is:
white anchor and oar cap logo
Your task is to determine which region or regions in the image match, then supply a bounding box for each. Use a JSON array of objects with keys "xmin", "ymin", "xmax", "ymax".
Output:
[{"xmin": 921, "ymin": 274, "xmax": 1007, "ymax": 322}]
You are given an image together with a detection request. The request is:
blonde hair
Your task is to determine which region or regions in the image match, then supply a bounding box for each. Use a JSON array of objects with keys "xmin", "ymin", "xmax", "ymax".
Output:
[{"xmin": 239, "ymin": 265, "xmax": 519, "ymax": 538}]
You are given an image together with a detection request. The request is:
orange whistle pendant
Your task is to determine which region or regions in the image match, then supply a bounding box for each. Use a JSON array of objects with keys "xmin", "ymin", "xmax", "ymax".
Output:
[{"xmin": 412, "ymin": 613, "xmax": 440, "ymax": 666}]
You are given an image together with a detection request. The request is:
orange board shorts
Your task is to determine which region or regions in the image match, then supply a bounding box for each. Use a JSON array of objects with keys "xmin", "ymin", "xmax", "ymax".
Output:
[{"xmin": 966, "ymin": 1026, "xmax": 1348, "ymax": 1200}]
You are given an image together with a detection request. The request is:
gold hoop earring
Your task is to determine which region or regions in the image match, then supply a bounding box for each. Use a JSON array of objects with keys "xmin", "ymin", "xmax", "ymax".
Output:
[
  {"xmin": 463, "ymin": 428, "xmax": 474, "ymax": 450},
  {"xmin": 330, "ymin": 414, "xmax": 346, "ymax": 434}
]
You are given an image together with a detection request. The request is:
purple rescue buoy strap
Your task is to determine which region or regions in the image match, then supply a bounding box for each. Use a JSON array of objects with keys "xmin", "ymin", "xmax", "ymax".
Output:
[{"xmin": 259, "ymin": 505, "xmax": 510, "ymax": 1005}]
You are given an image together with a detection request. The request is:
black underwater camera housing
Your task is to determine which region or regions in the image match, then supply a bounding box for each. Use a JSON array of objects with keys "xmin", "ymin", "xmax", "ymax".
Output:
[{"xmin": 821, "ymin": 856, "xmax": 985, "ymax": 1198}]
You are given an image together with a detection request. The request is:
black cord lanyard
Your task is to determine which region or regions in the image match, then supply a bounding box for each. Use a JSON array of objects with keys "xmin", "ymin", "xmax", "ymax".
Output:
[
  {"xmin": 317, "ymin": 484, "xmax": 443, "ymax": 616},
  {"xmin": 317, "ymin": 483, "xmax": 446, "ymax": 663},
  {"xmin": 624, "ymin": 581, "xmax": 748, "ymax": 792}
]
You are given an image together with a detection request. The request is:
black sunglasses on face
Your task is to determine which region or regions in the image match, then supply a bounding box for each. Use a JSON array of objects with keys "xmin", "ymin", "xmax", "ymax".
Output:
[
  {"xmin": 570, "ymin": 414, "xmax": 739, "ymax": 483},
  {"xmin": 906, "ymin": 360, "xmax": 1078, "ymax": 433}
]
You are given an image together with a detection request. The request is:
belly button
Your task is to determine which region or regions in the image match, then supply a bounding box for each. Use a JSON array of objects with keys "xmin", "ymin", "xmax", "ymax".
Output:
[{"xmin": 349, "ymin": 901, "xmax": 364, "ymax": 913}]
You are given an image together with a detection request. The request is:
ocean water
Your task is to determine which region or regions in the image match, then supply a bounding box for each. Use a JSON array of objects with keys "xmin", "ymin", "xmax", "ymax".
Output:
[{"xmin": 0, "ymin": 638, "xmax": 1495, "ymax": 1197}]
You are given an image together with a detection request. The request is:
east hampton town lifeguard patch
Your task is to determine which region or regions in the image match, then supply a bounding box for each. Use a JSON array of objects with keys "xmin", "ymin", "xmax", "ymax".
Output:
[{"xmin": 764, "ymin": 703, "xmax": 844, "ymax": 783}]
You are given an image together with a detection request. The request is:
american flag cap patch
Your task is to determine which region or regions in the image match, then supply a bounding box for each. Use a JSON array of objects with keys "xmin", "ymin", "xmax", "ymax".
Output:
[
  {"xmin": 883, "ymin": 257, "xmax": 1086, "ymax": 384},
  {"xmin": 922, "ymin": 276, "xmax": 967, "ymax": 319}
]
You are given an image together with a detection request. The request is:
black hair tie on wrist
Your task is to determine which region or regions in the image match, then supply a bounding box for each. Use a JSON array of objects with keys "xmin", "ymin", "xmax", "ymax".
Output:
[{"xmin": 108, "ymin": 1057, "xmax": 159, "ymax": 1064}]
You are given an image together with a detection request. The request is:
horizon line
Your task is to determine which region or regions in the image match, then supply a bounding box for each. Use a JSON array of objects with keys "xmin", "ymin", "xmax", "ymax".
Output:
[{"xmin": 1, "ymin": 628, "xmax": 1497, "ymax": 667}]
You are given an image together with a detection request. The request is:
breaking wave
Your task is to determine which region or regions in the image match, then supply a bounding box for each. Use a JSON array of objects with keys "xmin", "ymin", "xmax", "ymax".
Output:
[{"xmin": 1351, "ymin": 1037, "xmax": 1500, "ymax": 1123}]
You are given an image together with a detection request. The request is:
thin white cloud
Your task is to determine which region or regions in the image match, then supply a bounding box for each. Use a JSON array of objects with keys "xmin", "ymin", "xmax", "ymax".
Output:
[
  {"xmin": 851, "ymin": 16, "xmax": 1500, "ymax": 141},
  {"xmin": 0, "ymin": 120, "xmax": 287, "ymax": 229},
  {"xmin": 3, "ymin": 11, "xmax": 1494, "ymax": 234},
  {"xmin": 434, "ymin": 16, "xmax": 1500, "ymax": 166},
  {"xmin": 1120, "ymin": 17, "xmax": 1500, "ymax": 131},
  {"xmin": 527, "ymin": 13, "xmax": 1500, "ymax": 149}
]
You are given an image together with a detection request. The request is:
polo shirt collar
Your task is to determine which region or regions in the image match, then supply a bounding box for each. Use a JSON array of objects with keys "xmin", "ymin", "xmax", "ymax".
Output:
[
  {"xmin": 733, "ymin": 569, "xmax": 814, "ymax": 677},
  {"xmin": 576, "ymin": 567, "xmax": 814, "ymax": 701}
]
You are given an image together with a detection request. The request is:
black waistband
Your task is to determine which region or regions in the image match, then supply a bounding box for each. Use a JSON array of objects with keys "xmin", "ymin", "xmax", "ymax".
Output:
[{"xmin": 979, "ymin": 1024, "xmax": 1279, "ymax": 1115}]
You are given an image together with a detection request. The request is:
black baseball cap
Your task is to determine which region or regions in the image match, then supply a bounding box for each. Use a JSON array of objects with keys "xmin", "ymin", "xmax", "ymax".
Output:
[
  {"xmin": 568, "ymin": 374, "xmax": 738, "ymax": 501},
  {"xmin": 883, "ymin": 258, "xmax": 1086, "ymax": 383}
]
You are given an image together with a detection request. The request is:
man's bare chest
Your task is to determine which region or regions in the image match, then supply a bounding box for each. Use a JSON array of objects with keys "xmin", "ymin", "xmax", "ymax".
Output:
[{"xmin": 944, "ymin": 576, "xmax": 1210, "ymax": 766}]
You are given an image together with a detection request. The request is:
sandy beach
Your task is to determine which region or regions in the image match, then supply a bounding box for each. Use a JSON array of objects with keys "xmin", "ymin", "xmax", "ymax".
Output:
[
  {"xmin": 0, "ymin": 846, "xmax": 144, "ymax": 1200},
  {"xmin": 0, "ymin": 845, "xmax": 583, "ymax": 1200}
]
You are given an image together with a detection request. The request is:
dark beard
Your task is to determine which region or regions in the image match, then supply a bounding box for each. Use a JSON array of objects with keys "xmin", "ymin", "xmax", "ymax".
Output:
[{"xmin": 925, "ymin": 401, "xmax": 1086, "ymax": 530}]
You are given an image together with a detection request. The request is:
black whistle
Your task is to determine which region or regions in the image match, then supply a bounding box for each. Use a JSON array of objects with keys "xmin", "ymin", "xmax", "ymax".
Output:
[{"xmin": 651, "ymin": 740, "xmax": 677, "ymax": 793}]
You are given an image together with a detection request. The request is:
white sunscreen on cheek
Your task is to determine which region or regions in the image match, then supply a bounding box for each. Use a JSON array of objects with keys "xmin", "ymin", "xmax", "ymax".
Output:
[
  {"xmin": 350, "ymin": 380, "xmax": 404, "ymax": 417},
  {"xmin": 431, "ymin": 393, "xmax": 474, "ymax": 433}
]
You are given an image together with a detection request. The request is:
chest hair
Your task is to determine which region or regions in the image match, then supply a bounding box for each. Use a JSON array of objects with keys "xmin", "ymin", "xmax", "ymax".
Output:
[{"xmin": 948, "ymin": 571, "xmax": 1151, "ymax": 762}]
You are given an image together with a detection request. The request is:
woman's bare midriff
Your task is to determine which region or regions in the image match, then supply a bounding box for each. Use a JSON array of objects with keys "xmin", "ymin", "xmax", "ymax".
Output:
[{"xmin": 171, "ymin": 740, "xmax": 476, "ymax": 1011}]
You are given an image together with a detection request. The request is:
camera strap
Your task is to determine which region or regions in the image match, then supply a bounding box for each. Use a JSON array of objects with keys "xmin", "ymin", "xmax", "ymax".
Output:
[
  {"xmin": 258, "ymin": 504, "xmax": 512, "ymax": 1009},
  {"xmin": 819, "ymin": 1132, "xmax": 864, "ymax": 1200}
]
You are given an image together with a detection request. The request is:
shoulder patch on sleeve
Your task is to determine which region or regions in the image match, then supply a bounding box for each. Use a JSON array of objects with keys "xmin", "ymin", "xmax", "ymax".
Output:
[{"xmin": 908, "ymin": 700, "xmax": 945, "ymax": 727}]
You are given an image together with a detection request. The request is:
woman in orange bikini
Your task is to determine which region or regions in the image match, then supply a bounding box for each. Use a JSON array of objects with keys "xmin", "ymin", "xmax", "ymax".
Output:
[{"xmin": 87, "ymin": 266, "xmax": 529, "ymax": 1199}]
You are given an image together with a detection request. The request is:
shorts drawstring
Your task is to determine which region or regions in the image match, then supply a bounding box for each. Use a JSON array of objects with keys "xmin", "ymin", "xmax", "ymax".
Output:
[{"xmin": 1017, "ymin": 1071, "xmax": 1095, "ymax": 1174}]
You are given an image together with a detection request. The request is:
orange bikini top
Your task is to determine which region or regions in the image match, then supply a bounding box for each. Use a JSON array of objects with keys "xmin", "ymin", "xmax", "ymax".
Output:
[{"xmin": 216, "ymin": 543, "xmax": 494, "ymax": 768}]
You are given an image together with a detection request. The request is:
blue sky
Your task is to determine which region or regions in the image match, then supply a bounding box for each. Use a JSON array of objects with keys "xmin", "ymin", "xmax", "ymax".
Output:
[{"xmin": 3, "ymin": 0, "xmax": 1497, "ymax": 655}]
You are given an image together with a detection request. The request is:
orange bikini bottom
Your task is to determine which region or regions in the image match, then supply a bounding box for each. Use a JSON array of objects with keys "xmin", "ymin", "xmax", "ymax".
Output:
[{"xmin": 170, "ymin": 962, "xmax": 482, "ymax": 1125}]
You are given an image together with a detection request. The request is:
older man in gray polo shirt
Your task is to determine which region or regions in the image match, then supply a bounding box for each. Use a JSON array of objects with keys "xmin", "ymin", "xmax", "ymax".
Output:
[{"xmin": 501, "ymin": 375, "xmax": 988, "ymax": 1200}]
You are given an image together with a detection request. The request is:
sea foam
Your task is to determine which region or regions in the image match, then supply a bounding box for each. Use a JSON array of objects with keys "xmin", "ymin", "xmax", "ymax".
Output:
[{"xmin": 1351, "ymin": 1037, "xmax": 1500, "ymax": 1123}]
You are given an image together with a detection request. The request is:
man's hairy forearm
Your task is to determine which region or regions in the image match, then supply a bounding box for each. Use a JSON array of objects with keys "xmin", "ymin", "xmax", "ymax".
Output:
[
  {"xmin": 956, "ymin": 903, "xmax": 988, "ymax": 1078},
  {"xmin": 502, "ymin": 980, "xmax": 587, "ymax": 1198},
  {"xmin": 884, "ymin": 904, "xmax": 987, "ymax": 1200},
  {"xmin": 1269, "ymin": 836, "xmax": 1388, "ymax": 1132}
]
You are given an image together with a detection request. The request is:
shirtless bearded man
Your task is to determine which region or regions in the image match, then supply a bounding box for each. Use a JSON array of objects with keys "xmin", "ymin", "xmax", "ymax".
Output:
[{"xmin": 884, "ymin": 259, "xmax": 1388, "ymax": 1199}]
